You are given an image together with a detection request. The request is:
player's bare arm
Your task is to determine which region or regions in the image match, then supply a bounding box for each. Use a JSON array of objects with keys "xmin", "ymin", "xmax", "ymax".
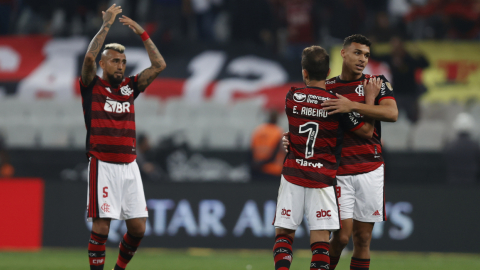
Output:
[
  {"xmin": 81, "ymin": 4, "xmax": 122, "ymax": 86},
  {"xmin": 322, "ymin": 77, "xmax": 398, "ymax": 122},
  {"xmin": 119, "ymin": 15, "xmax": 166, "ymax": 92}
]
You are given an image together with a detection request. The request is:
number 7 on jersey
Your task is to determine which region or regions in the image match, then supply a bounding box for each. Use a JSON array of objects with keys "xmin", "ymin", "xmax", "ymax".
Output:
[{"xmin": 299, "ymin": 122, "xmax": 319, "ymax": 159}]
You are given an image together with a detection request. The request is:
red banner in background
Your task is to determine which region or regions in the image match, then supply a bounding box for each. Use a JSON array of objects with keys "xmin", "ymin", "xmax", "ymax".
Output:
[
  {"xmin": 0, "ymin": 178, "xmax": 44, "ymax": 250},
  {"xmin": 0, "ymin": 36, "xmax": 50, "ymax": 81}
]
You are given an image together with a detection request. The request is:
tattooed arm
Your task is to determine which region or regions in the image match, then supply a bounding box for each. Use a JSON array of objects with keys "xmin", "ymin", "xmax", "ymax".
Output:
[
  {"xmin": 119, "ymin": 15, "xmax": 166, "ymax": 92},
  {"xmin": 81, "ymin": 4, "xmax": 122, "ymax": 86}
]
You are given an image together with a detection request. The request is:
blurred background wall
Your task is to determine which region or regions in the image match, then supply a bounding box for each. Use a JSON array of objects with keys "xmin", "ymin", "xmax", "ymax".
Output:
[{"xmin": 0, "ymin": 0, "xmax": 479, "ymax": 252}]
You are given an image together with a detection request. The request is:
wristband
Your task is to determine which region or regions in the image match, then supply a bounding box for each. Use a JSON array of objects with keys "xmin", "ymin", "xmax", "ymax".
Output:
[{"xmin": 140, "ymin": 31, "xmax": 150, "ymax": 41}]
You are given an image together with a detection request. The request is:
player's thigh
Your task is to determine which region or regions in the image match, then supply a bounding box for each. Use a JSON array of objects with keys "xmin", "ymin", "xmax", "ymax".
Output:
[
  {"xmin": 304, "ymin": 186, "xmax": 340, "ymax": 231},
  {"xmin": 336, "ymin": 175, "xmax": 355, "ymax": 220},
  {"xmin": 353, "ymin": 164, "xmax": 385, "ymax": 222},
  {"xmin": 120, "ymin": 161, "xmax": 148, "ymax": 220},
  {"xmin": 273, "ymin": 175, "xmax": 305, "ymax": 231},
  {"xmin": 87, "ymin": 158, "xmax": 122, "ymax": 220}
]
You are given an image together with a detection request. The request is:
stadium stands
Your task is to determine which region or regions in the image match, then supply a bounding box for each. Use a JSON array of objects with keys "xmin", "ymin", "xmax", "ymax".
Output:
[{"xmin": 0, "ymin": 96, "xmax": 476, "ymax": 152}]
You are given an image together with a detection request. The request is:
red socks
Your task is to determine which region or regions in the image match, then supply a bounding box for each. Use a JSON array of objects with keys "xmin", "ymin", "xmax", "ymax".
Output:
[
  {"xmin": 88, "ymin": 231, "xmax": 108, "ymax": 270},
  {"xmin": 350, "ymin": 257, "xmax": 370, "ymax": 270},
  {"xmin": 310, "ymin": 242, "xmax": 330, "ymax": 270},
  {"xmin": 114, "ymin": 232, "xmax": 143, "ymax": 270},
  {"xmin": 329, "ymin": 255, "xmax": 341, "ymax": 269},
  {"xmin": 273, "ymin": 234, "xmax": 294, "ymax": 270}
]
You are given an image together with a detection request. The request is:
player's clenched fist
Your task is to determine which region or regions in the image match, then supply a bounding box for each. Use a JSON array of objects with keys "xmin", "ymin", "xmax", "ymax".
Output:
[
  {"xmin": 119, "ymin": 15, "xmax": 145, "ymax": 35},
  {"xmin": 102, "ymin": 4, "xmax": 122, "ymax": 25}
]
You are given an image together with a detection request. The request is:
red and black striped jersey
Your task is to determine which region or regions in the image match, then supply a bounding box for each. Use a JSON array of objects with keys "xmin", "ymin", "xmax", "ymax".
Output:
[
  {"xmin": 326, "ymin": 74, "xmax": 395, "ymax": 175},
  {"xmin": 80, "ymin": 75, "xmax": 141, "ymax": 163},
  {"xmin": 282, "ymin": 86, "xmax": 364, "ymax": 188}
]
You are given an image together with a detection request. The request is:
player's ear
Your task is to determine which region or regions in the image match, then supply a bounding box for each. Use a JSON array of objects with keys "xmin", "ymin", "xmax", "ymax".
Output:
[
  {"xmin": 99, "ymin": 59, "xmax": 105, "ymax": 70},
  {"xmin": 340, "ymin": 48, "xmax": 345, "ymax": 58},
  {"xmin": 302, "ymin": 69, "xmax": 309, "ymax": 81},
  {"xmin": 327, "ymin": 68, "xmax": 331, "ymax": 77}
]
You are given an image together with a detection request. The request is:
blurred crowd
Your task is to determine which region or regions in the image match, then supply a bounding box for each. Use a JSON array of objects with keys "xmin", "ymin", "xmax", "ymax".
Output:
[{"xmin": 1, "ymin": 0, "xmax": 480, "ymax": 50}]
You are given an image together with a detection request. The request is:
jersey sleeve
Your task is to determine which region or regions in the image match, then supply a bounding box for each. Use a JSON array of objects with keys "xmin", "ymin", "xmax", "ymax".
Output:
[
  {"xmin": 79, "ymin": 76, "xmax": 98, "ymax": 94},
  {"xmin": 375, "ymin": 75, "xmax": 395, "ymax": 104},
  {"xmin": 130, "ymin": 75, "xmax": 141, "ymax": 99},
  {"xmin": 339, "ymin": 112, "xmax": 364, "ymax": 132}
]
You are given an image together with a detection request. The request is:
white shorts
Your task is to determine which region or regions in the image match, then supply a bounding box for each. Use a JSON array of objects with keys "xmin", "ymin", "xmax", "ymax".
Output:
[
  {"xmin": 87, "ymin": 157, "xmax": 148, "ymax": 221},
  {"xmin": 273, "ymin": 175, "xmax": 340, "ymax": 231},
  {"xmin": 336, "ymin": 164, "xmax": 385, "ymax": 222}
]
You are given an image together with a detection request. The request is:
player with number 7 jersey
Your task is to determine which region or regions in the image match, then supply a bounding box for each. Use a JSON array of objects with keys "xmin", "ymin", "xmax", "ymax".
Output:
[
  {"xmin": 282, "ymin": 87, "xmax": 367, "ymax": 188},
  {"xmin": 272, "ymin": 45, "xmax": 379, "ymax": 270}
]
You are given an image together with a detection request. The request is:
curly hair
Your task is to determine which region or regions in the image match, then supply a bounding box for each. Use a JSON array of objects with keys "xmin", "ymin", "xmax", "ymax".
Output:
[{"xmin": 343, "ymin": 34, "xmax": 371, "ymax": 48}]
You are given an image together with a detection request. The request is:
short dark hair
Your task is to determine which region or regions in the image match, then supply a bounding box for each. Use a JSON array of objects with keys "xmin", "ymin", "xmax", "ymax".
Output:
[
  {"xmin": 301, "ymin": 46, "xmax": 330, "ymax": 81},
  {"xmin": 343, "ymin": 34, "xmax": 371, "ymax": 48}
]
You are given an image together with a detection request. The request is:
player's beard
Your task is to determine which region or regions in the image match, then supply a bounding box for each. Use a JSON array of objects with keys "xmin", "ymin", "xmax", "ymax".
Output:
[{"xmin": 107, "ymin": 73, "xmax": 124, "ymax": 87}]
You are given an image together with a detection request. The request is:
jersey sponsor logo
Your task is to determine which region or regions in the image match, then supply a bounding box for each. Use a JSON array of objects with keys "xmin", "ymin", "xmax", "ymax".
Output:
[
  {"xmin": 355, "ymin": 85, "xmax": 364, "ymax": 96},
  {"xmin": 101, "ymin": 202, "xmax": 110, "ymax": 213},
  {"xmin": 348, "ymin": 112, "xmax": 359, "ymax": 125},
  {"xmin": 307, "ymin": 94, "xmax": 330, "ymax": 104},
  {"xmin": 293, "ymin": 92, "xmax": 307, "ymax": 102},
  {"xmin": 104, "ymin": 97, "xmax": 131, "ymax": 113},
  {"xmin": 120, "ymin": 85, "xmax": 134, "ymax": 96},
  {"xmin": 316, "ymin": 209, "xmax": 331, "ymax": 218},
  {"xmin": 381, "ymin": 82, "xmax": 386, "ymax": 96},
  {"xmin": 373, "ymin": 210, "xmax": 381, "ymax": 216},
  {"xmin": 352, "ymin": 111, "xmax": 361, "ymax": 118},
  {"xmin": 296, "ymin": 158, "xmax": 324, "ymax": 168},
  {"xmin": 326, "ymin": 79, "xmax": 336, "ymax": 84},
  {"xmin": 281, "ymin": 208, "xmax": 291, "ymax": 217}
]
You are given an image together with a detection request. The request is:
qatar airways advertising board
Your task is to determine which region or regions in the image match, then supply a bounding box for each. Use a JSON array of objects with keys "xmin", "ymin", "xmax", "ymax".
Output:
[{"xmin": 41, "ymin": 182, "xmax": 480, "ymax": 253}]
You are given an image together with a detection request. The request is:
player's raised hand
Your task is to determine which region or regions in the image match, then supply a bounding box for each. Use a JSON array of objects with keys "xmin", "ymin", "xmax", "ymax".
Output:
[
  {"xmin": 282, "ymin": 132, "xmax": 290, "ymax": 153},
  {"xmin": 102, "ymin": 4, "xmax": 122, "ymax": 25},
  {"xmin": 322, "ymin": 93, "xmax": 355, "ymax": 115},
  {"xmin": 363, "ymin": 77, "xmax": 382, "ymax": 99},
  {"xmin": 119, "ymin": 15, "xmax": 145, "ymax": 35}
]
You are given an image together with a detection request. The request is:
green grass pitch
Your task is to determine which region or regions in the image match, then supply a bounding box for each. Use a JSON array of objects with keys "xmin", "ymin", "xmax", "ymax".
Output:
[{"xmin": 1, "ymin": 248, "xmax": 479, "ymax": 270}]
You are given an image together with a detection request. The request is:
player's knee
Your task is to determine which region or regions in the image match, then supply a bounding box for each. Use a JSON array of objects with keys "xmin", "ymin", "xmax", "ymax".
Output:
[
  {"xmin": 129, "ymin": 227, "xmax": 145, "ymax": 238},
  {"xmin": 353, "ymin": 230, "xmax": 372, "ymax": 247},
  {"xmin": 334, "ymin": 233, "xmax": 350, "ymax": 247}
]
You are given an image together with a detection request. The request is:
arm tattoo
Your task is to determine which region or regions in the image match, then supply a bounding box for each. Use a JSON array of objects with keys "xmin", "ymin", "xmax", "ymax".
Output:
[
  {"xmin": 137, "ymin": 39, "xmax": 166, "ymax": 92},
  {"xmin": 81, "ymin": 22, "xmax": 112, "ymax": 85}
]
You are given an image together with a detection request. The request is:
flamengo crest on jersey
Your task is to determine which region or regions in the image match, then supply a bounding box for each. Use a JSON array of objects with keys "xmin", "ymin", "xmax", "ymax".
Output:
[
  {"xmin": 326, "ymin": 74, "xmax": 395, "ymax": 176},
  {"xmin": 80, "ymin": 75, "xmax": 141, "ymax": 163},
  {"xmin": 282, "ymin": 86, "xmax": 364, "ymax": 188}
]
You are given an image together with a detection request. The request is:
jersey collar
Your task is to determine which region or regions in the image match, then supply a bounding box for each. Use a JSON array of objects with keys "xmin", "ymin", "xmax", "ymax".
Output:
[{"xmin": 335, "ymin": 74, "xmax": 365, "ymax": 84}]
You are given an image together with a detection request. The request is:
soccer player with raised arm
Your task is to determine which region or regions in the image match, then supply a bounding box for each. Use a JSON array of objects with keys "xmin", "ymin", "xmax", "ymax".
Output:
[
  {"xmin": 272, "ymin": 46, "xmax": 382, "ymax": 270},
  {"xmin": 80, "ymin": 4, "xmax": 166, "ymax": 270},
  {"xmin": 283, "ymin": 34, "xmax": 398, "ymax": 270}
]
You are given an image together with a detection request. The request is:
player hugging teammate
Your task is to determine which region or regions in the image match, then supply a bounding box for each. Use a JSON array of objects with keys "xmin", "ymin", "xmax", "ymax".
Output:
[
  {"xmin": 273, "ymin": 44, "xmax": 386, "ymax": 270},
  {"xmin": 280, "ymin": 35, "xmax": 398, "ymax": 270},
  {"xmin": 80, "ymin": 4, "xmax": 166, "ymax": 270}
]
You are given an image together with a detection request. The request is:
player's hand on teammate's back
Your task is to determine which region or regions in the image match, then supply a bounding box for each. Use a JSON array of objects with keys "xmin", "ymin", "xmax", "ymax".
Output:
[
  {"xmin": 102, "ymin": 4, "xmax": 122, "ymax": 25},
  {"xmin": 282, "ymin": 132, "xmax": 290, "ymax": 153},
  {"xmin": 363, "ymin": 77, "xmax": 382, "ymax": 101},
  {"xmin": 119, "ymin": 15, "xmax": 145, "ymax": 35},
  {"xmin": 322, "ymin": 93, "xmax": 355, "ymax": 115}
]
